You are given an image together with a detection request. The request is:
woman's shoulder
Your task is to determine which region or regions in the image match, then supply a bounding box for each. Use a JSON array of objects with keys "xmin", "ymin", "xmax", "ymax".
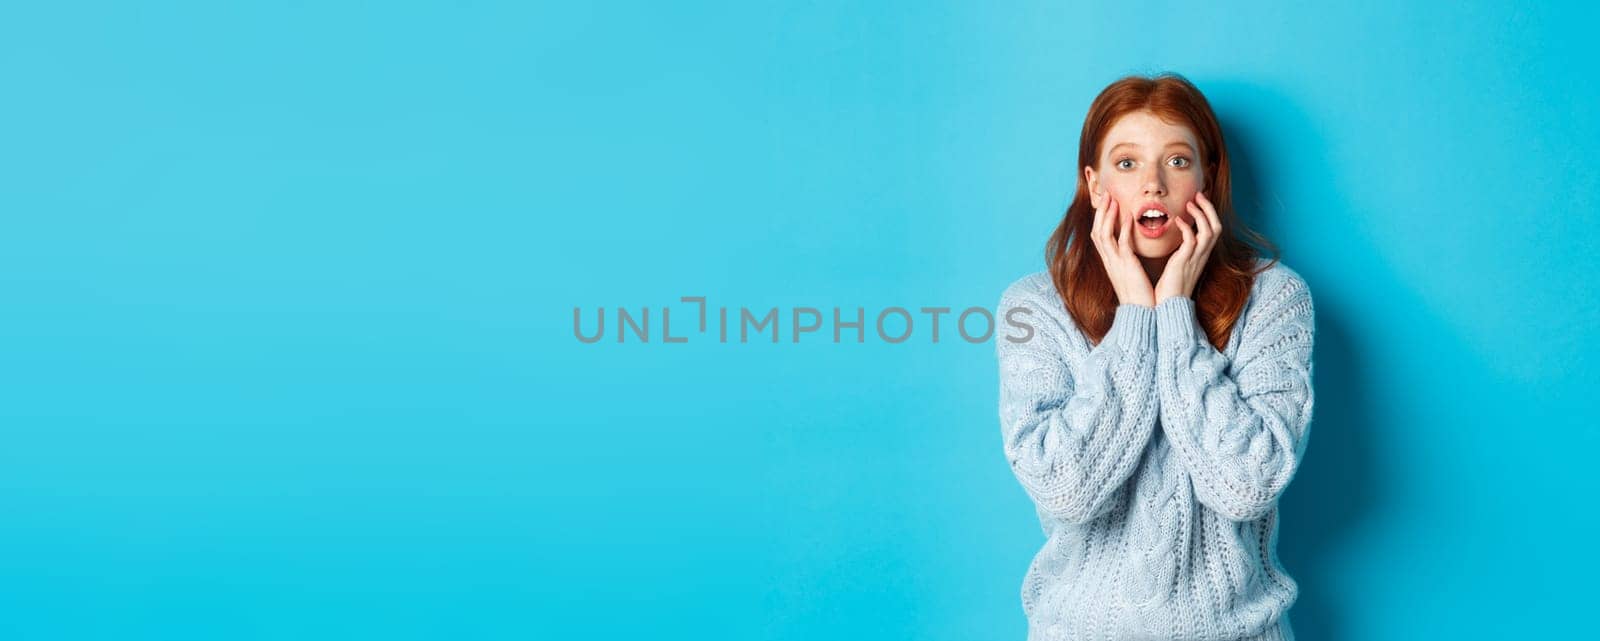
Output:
[
  {"xmin": 1244, "ymin": 257, "xmax": 1315, "ymax": 333},
  {"xmin": 1249, "ymin": 257, "xmax": 1313, "ymax": 305},
  {"xmin": 996, "ymin": 270, "xmax": 1084, "ymax": 351},
  {"xmin": 998, "ymin": 270, "xmax": 1057, "ymax": 307},
  {"xmin": 997, "ymin": 270, "xmax": 1073, "ymax": 329}
]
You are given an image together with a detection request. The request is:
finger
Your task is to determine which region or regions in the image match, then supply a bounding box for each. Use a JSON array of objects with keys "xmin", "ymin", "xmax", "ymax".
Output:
[
  {"xmin": 1206, "ymin": 197, "xmax": 1222, "ymax": 240},
  {"xmin": 1090, "ymin": 197, "xmax": 1102, "ymax": 239},
  {"xmin": 1187, "ymin": 201, "xmax": 1209, "ymax": 245},
  {"xmin": 1199, "ymin": 197, "xmax": 1220, "ymax": 251},
  {"xmin": 1203, "ymin": 208, "xmax": 1219, "ymax": 253},
  {"xmin": 1118, "ymin": 200, "xmax": 1133, "ymax": 252},
  {"xmin": 1198, "ymin": 191, "xmax": 1221, "ymax": 234},
  {"xmin": 1174, "ymin": 212, "xmax": 1194, "ymax": 257},
  {"xmin": 1091, "ymin": 196, "xmax": 1108, "ymax": 246},
  {"xmin": 1196, "ymin": 192, "xmax": 1216, "ymax": 242},
  {"xmin": 1102, "ymin": 198, "xmax": 1118, "ymax": 251}
]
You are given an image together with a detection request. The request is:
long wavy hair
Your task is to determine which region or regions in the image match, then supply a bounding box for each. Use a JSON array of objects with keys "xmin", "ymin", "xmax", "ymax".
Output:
[{"xmin": 1047, "ymin": 73, "xmax": 1279, "ymax": 350}]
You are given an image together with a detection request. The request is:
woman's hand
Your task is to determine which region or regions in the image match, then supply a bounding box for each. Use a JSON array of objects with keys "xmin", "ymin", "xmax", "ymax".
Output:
[
  {"xmin": 1155, "ymin": 191, "xmax": 1222, "ymax": 304},
  {"xmin": 1091, "ymin": 196, "xmax": 1156, "ymax": 308}
]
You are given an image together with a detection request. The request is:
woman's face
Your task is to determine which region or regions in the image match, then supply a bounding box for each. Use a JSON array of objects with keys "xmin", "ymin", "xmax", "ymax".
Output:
[{"xmin": 1083, "ymin": 110, "xmax": 1207, "ymax": 258}]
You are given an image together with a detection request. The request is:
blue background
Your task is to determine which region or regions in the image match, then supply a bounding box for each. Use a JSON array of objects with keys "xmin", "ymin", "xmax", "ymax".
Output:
[{"xmin": 2, "ymin": 1, "xmax": 1596, "ymax": 639}]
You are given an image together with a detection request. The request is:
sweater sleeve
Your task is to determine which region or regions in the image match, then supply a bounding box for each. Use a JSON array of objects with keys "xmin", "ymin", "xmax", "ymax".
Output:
[
  {"xmin": 996, "ymin": 281, "xmax": 1160, "ymax": 525},
  {"xmin": 1153, "ymin": 273, "xmax": 1316, "ymax": 522}
]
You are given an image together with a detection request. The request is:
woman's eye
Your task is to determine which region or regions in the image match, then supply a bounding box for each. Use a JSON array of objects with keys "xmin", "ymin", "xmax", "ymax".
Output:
[
  {"xmin": 1169, "ymin": 156, "xmax": 1191, "ymax": 168},
  {"xmin": 1116, "ymin": 159, "xmax": 1134, "ymax": 170}
]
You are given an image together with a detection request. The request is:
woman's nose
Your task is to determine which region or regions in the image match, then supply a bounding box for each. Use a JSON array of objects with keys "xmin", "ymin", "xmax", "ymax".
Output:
[{"xmin": 1143, "ymin": 175, "xmax": 1165, "ymax": 197}]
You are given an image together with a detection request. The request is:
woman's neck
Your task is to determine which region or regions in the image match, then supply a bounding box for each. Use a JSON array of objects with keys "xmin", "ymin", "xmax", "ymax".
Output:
[{"xmin": 1139, "ymin": 255, "xmax": 1167, "ymax": 288}]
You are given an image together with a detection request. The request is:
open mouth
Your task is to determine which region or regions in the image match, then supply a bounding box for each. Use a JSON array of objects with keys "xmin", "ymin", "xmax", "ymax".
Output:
[{"xmin": 1138, "ymin": 209, "xmax": 1170, "ymax": 230}]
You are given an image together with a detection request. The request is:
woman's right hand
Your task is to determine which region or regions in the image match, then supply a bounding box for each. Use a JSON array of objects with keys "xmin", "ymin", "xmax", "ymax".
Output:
[{"xmin": 1090, "ymin": 196, "xmax": 1156, "ymax": 308}]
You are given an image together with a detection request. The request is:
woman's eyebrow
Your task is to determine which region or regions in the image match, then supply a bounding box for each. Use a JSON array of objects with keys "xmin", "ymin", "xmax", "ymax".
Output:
[{"xmin": 1108, "ymin": 141, "xmax": 1196, "ymax": 153}]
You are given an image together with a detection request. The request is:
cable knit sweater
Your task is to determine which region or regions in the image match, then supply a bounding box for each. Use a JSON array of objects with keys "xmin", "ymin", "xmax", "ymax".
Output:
[{"xmin": 994, "ymin": 259, "xmax": 1315, "ymax": 641}]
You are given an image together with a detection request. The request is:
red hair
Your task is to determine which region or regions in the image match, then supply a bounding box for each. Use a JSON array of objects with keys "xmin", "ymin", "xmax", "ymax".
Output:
[{"xmin": 1046, "ymin": 73, "xmax": 1279, "ymax": 350}]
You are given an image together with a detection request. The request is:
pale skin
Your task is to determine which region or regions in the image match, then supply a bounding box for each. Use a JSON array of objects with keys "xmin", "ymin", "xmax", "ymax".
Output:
[{"xmin": 1083, "ymin": 109, "xmax": 1223, "ymax": 308}]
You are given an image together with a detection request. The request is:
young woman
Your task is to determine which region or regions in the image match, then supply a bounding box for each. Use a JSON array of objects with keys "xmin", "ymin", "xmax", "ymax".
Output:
[{"xmin": 995, "ymin": 73, "xmax": 1316, "ymax": 641}]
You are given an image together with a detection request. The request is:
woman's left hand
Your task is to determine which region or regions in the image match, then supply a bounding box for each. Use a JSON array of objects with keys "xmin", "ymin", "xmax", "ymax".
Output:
[{"xmin": 1155, "ymin": 191, "xmax": 1221, "ymax": 304}]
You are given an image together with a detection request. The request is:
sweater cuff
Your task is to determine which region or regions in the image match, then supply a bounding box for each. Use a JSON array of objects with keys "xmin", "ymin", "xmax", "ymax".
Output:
[
  {"xmin": 1108, "ymin": 303, "xmax": 1156, "ymax": 350},
  {"xmin": 1155, "ymin": 296, "xmax": 1201, "ymax": 347}
]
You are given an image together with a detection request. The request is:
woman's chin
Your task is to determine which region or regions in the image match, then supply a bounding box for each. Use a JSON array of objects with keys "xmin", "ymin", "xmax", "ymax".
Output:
[{"xmin": 1133, "ymin": 243, "xmax": 1177, "ymax": 259}]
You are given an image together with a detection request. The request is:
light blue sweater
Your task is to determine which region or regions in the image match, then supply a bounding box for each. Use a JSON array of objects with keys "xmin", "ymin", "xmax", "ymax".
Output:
[{"xmin": 995, "ymin": 259, "xmax": 1315, "ymax": 641}]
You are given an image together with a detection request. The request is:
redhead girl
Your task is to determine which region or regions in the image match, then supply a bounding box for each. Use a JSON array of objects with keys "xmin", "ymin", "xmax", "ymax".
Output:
[{"xmin": 996, "ymin": 73, "xmax": 1316, "ymax": 641}]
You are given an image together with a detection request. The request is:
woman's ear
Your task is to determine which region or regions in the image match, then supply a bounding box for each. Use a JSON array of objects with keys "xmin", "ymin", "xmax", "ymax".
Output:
[{"xmin": 1083, "ymin": 166, "xmax": 1101, "ymax": 207}]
